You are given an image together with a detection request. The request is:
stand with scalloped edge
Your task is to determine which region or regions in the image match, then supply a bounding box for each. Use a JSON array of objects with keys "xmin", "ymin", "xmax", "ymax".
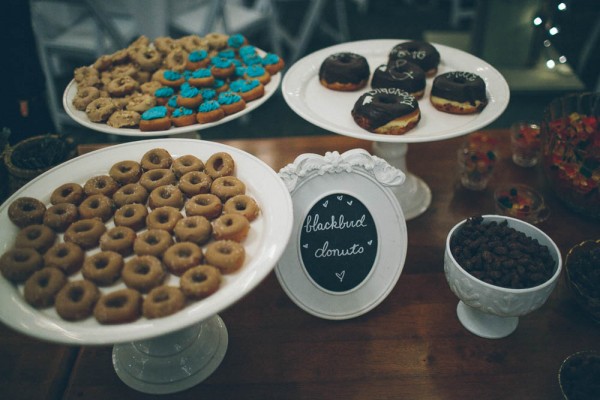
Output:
[{"xmin": 276, "ymin": 149, "xmax": 408, "ymax": 319}]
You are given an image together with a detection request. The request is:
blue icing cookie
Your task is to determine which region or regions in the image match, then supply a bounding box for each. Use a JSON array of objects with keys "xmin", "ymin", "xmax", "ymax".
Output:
[
  {"xmin": 246, "ymin": 64, "xmax": 266, "ymax": 78},
  {"xmin": 163, "ymin": 70, "xmax": 183, "ymax": 81},
  {"xmin": 218, "ymin": 49, "xmax": 236, "ymax": 59},
  {"xmin": 218, "ymin": 91, "xmax": 242, "ymax": 105},
  {"xmin": 227, "ymin": 33, "xmax": 246, "ymax": 48},
  {"xmin": 199, "ymin": 88, "xmax": 216, "ymax": 101},
  {"xmin": 262, "ymin": 53, "xmax": 280, "ymax": 66},
  {"xmin": 172, "ymin": 107, "xmax": 194, "ymax": 118},
  {"xmin": 180, "ymin": 86, "xmax": 200, "ymax": 98},
  {"xmin": 211, "ymin": 57, "xmax": 232, "ymax": 68},
  {"xmin": 141, "ymin": 106, "xmax": 168, "ymax": 120},
  {"xmin": 189, "ymin": 49, "xmax": 208, "ymax": 62},
  {"xmin": 167, "ymin": 95, "xmax": 179, "ymax": 108},
  {"xmin": 155, "ymin": 87, "xmax": 174, "ymax": 98},
  {"xmin": 198, "ymin": 100, "xmax": 220, "ymax": 113},
  {"xmin": 239, "ymin": 45, "xmax": 256, "ymax": 58},
  {"xmin": 191, "ymin": 68, "xmax": 211, "ymax": 78}
]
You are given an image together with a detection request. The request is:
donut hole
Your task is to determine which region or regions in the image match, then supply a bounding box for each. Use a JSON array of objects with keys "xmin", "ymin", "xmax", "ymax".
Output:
[
  {"xmin": 60, "ymin": 187, "xmax": 74, "ymax": 197},
  {"xmin": 20, "ymin": 203, "xmax": 37, "ymax": 212},
  {"xmin": 95, "ymin": 180, "xmax": 107, "ymax": 189},
  {"xmin": 149, "ymin": 153, "xmax": 161, "ymax": 165},
  {"xmin": 190, "ymin": 176, "xmax": 200, "ymax": 184},
  {"xmin": 123, "ymin": 208, "xmax": 135, "ymax": 218},
  {"xmin": 212, "ymin": 157, "xmax": 224, "ymax": 171},
  {"xmin": 93, "ymin": 258, "xmax": 109, "ymax": 270},
  {"xmin": 53, "ymin": 208, "xmax": 66, "ymax": 216},
  {"xmin": 106, "ymin": 296, "xmax": 128, "ymax": 308},
  {"xmin": 224, "ymin": 217, "xmax": 234, "ymax": 226},
  {"xmin": 56, "ymin": 248, "xmax": 69, "ymax": 258},
  {"xmin": 111, "ymin": 231, "xmax": 125, "ymax": 240},
  {"xmin": 75, "ymin": 222, "xmax": 93, "ymax": 233},
  {"xmin": 119, "ymin": 165, "xmax": 132, "ymax": 173},
  {"xmin": 152, "ymin": 291, "xmax": 170, "ymax": 303},
  {"xmin": 177, "ymin": 248, "xmax": 192, "ymax": 258},
  {"xmin": 234, "ymin": 201, "xmax": 247, "ymax": 211},
  {"xmin": 148, "ymin": 171, "xmax": 165, "ymax": 181},
  {"xmin": 218, "ymin": 246, "xmax": 232, "ymax": 255},
  {"xmin": 192, "ymin": 272, "xmax": 207, "ymax": 283},
  {"xmin": 37, "ymin": 275, "xmax": 50, "ymax": 288},
  {"xmin": 157, "ymin": 213, "xmax": 169, "ymax": 223},
  {"xmin": 185, "ymin": 220, "xmax": 197, "ymax": 228},
  {"xmin": 195, "ymin": 198, "xmax": 211, "ymax": 206},
  {"xmin": 89, "ymin": 199, "xmax": 100, "ymax": 209},
  {"xmin": 68, "ymin": 287, "xmax": 85, "ymax": 302},
  {"xmin": 27, "ymin": 229, "xmax": 42, "ymax": 240},
  {"xmin": 134, "ymin": 264, "xmax": 150, "ymax": 275},
  {"xmin": 159, "ymin": 190, "xmax": 171, "ymax": 199},
  {"xmin": 14, "ymin": 252, "xmax": 31, "ymax": 263},
  {"xmin": 145, "ymin": 235, "xmax": 159, "ymax": 245}
]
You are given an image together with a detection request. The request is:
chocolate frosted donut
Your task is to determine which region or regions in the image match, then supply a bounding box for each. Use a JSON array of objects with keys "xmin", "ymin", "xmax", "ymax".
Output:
[
  {"xmin": 319, "ymin": 52, "xmax": 370, "ymax": 91},
  {"xmin": 43, "ymin": 203, "xmax": 79, "ymax": 232},
  {"xmin": 0, "ymin": 247, "xmax": 43, "ymax": 283},
  {"xmin": 14, "ymin": 224, "xmax": 57, "ymax": 254},
  {"xmin": 113, "ymin": 183, "xmax": 149, "ymax": 207},
  {"xmin": 50, "ymin": 183, "xmax": 85, "ymax": 205},
  {"xmin": 430, "ymin": 71, "xmax": 488, "ymax": 114},
  {"xmin": 371, "ymin": 60, "xmax": 426, "ymax": 99},
  {"xmin": 55, "ymin": 280, "xmax": 100, "ymax": 321},
  {"xmin": 24, "ymin": 267, "xmax": 67, "ymax": 308},
  {"xmin": 351, "ymin": 88, "xmax": 421, "ymax": 135},
  {"xmin": 82, "ymin": 250, "xmax": 124, "ymax": 286},
  {"xmin": 44, "ymin": 242, "xmax": 85, "ymax": 275},
  {"xmin": 109, "ymin": 160, "xmax": 142, "ymax": 185},
  {"xmin": 388, "ymin": 40, "xmax": 440, "ymax": 77}
]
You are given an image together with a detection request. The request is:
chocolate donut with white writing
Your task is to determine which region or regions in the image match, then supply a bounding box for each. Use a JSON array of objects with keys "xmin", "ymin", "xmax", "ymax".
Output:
[
  {"xmin": 319, "ymin": 52, "xmax": 370, "ymax": 91},
  {"xmin": 388, "ymin": 40, "xmax": 440, "ymax": 77},
  {"xmin": 371, "ymin": 60, "xmax": 426, "ymax": 99},
  {"xmin": 351, "ymin": 88, "xmax": 420, "ymax": 135},
  {"xmin": 430, "ymin": 71, "xmax": 488, "ymax": 114}
]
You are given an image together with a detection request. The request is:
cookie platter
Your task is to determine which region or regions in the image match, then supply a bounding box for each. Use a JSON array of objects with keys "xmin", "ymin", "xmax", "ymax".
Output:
[
  {"xmin": 282, "ymin": 39, "xmax": 510, "ymax": 143},
  {"xmin": 0, "ymin": 139, "xmax": 293, "ymax": 345},
  {"xmin": 62, "ymin": 42, "xmax": 281, "ymax": 137}
]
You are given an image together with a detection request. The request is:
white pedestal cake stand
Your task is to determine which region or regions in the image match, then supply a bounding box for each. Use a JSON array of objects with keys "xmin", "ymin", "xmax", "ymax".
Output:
[
  {"xmin": 0, "ymin": 140, "xmax": 293, "ymax": 394},
  {"xmin": 282, "ymin": 39, "xmax": 510, "ymax": 219}
]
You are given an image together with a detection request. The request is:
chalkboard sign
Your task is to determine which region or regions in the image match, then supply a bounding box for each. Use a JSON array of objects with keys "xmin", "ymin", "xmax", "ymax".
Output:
[
  {"xmin": 277, "ymin": 149, "xmax": 408, "ymax": 320},
  {"xmin": 300, "ymin": 193, "xmax": 377, "ymax": 293}
]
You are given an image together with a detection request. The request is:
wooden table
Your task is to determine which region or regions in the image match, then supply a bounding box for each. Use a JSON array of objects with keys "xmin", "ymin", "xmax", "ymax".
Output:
[{"xmin": 2, "ymin": 131, "xmax": 599, "ymax": 400}]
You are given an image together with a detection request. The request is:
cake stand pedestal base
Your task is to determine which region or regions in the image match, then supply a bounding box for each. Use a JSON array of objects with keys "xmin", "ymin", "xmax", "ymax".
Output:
[
  {"xmin": 112, "ymin": 314, "xmax": 228, "ymax": 394},
  {"xmin": 456, "ymin": 301, "xmax": 519, "ymax": 339},
  {"xmin": 372, "ymin": 142, "xmax": 432, "ymax": 220}
]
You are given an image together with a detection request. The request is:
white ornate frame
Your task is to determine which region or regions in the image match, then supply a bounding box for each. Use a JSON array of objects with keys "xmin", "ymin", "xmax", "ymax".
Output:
[{"xmin": 276, "ymin": 149, "xmax": 408, "ymax": 320}]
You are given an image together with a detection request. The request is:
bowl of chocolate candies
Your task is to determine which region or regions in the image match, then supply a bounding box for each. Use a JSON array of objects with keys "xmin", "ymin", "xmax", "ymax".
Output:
[
  {"xmin": 444, "ymin": 215, "xmax": 562, "ymax": 339},
  {"xmin": 565, "ymin": 239, "xmax": 600, "ymax": 323},
  {"xmin": 559, "ymin": 350, "xmax": 600, "ymax": 400},
  {"xmin": 541, "ymin": 92, "xmax": 600, "ymax": 219}
]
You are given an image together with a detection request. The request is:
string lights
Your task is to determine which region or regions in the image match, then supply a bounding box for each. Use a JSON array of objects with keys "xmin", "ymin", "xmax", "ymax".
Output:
[{"xmin": 532, "ymin": 1, "xmax": 569, "ymax": 70}]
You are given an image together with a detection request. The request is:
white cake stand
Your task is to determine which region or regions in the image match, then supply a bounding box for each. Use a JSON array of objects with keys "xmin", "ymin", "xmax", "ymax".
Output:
[
  {"xmin": 282, "ymin": 39, "xmax": 510, "ymax": 219},
  {"xmin": 0, "ymin": 139, "xmax": 293, "ymax": 394}
]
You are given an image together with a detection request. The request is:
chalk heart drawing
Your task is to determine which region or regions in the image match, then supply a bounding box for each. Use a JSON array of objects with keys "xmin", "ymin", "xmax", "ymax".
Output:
[
  {"xmin": 303, "ymin": 243, "xmax": 308, "ymax": 249},
  {"xmin": 367, "ymin": 240, "xmax": 373, "ymax": 246},
  {"xmin": 323, "ymin": 200, "xmax": 328, "ymax": 208},
  {"xmin": 337, "ymin": 195, "xmax": 343, "ymax": 201},
  {"xmin": 336, "ymin": 270, "xmax": 346, "ymax": 282}
]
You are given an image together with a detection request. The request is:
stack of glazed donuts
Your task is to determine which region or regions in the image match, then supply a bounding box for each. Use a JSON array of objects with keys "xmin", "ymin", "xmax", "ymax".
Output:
[
  {"xmin": 0, "ymin": 148, "xmax": 261, "ymax": 324},
  {"xmin": 71, "ymin": 33, "xmax": 284, "ymax": 131},
  {"xmin": 318, "ymin": 40, "xmax": 489, "ymax": 135}
]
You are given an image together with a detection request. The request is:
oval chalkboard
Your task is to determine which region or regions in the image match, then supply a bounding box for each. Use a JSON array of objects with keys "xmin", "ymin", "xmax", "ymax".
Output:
[{"xmin": 299, "ymin": 193, "xmax": 378, "ymax": 292}]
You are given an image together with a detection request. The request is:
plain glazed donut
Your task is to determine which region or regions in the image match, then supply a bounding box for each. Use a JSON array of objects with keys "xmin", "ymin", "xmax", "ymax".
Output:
[
  {"xmin": 142, "ymin": 286, "xmax": 186, "ymax": 319},
  {"xmin": 139, "ymin": 168, "xmax": 177, "ymax": 191},
  {"xmin": 179, "ymin": 171, "xmax": 212, "ymax": 197},
  {"xmin": 110, "ymin": 160, "xmax": 143, "ymax": 185},
  {"xmin": 371, "ymin": 60, "xmax": 426, "ymax": 99},
  {"xmin": 205, "ymin": 152, "xmax": 235, "ymax": 179},
  {"xmin": 78, "ymin": 194, "xmax": 115, "ymax": 222},
  {"xmin": 14, "ymin": 224, "xmax": 57, "ymax": 254},
  {"xmin": 113, "ymin": 183, "xmax": 149, "ymax": 207},
  {"xmin": 430, "ymin": 71, "xmax": 488, "ymax": 114},
  {"xmin": 162, "ymin": 241, "xmax": 203, "ymax": 276},
  {"xmin": 94, "ymin": 288, "xmax": 142, "ymax": 324},
  {"xmin": 50, "ymin": 183, "xmax": 85, "ymax": 205},
  {"xmin": 165, "ymin": 49, "xmax": 189, "ymax": 73},
  {"xmin": 172, "ymin": 155, "xmax": 204, "ymax": 178},
  {"xmin": 319, "ymin": 52, "xmax": 370, "ymax": 91},
  {"xmin": 146, "ymin": 206, "xmax": 183, "ymax": 232},
  {"xmin": 122, "ymin": 255, "xmax": 166, "ymax": 293},
  {"xmin": 148, "ymin": 185, "xmax": 185, "ymax": 210},
  {"xmin": 210, "ymin": 176, "xmax": 246, "ymax": 202},
  {"xmin": 212, "ymin": 213, "xmax": 250, "ymax": 242},
  {"xmin": 114, "ymin": 203, "xmax": 148, "ymax": 231},
  {"xmin": 64, "ymin": 219, "xmax": 107, "ymax": 250},
  {"xmin": 133, "ymin": 229, "xmax": 174, "ymax": 258},
  {"xmin": 23, "ymin": 267, "xmax": 67, "ymax": 308},
  {"xmin": 100, "ymin": 226, "xmax": 137, "ymax": 256},
  {"xmin": 82, "ymin": 250, "xmax": 124, "ymax": 286},
  {"xmin": 55, "ymin": 280, "xmax": 100, "ymax": 321},
  {"xmin": 174, "ymin": 216, "xmax": 212, "ymax": 245},
  {"xmin": 0, "ymin": 247, "xmax": 43, "ymax": 283},
  {"xmin": 133, "ymin": 47, "xmax": 162, "ymax": 71},
  {"xmin": 205, "ymin": 240, "xmax": 245, "ymax": 274},
  {"xmin": 185, "ymin": 193, "xmax": 222, "ymax": 219},
  {"xmin": 141, "ymin": 148, "xmax": 173, "ymax": 170},
  {"xmin": 388, "ymin": 40, "xmax": 440, "ymax": 77},
  {"xmin": 223, "ymin": 194, "xmax": 260, "ymax": 221},
  {"xmin": 351, "ymin": 88, "xmax": 421, "ymax": 135},
  {"xmin": 84, "ymin": 175, "xmax": 120, "ymax": 197},
  {"xmin": 8, "ymin": 197, "xmax": 47, "ymax": 227},
  {"xmin": 43, "ymin": 203, "xmax": 79, "ymax": 232},
  {"xmin": 43, "ymin": 242, "xmax": 85, "ymax": 275},
  {"xmin": 180, "ymin": 265, "xmax": 221, "ymax": 299}
]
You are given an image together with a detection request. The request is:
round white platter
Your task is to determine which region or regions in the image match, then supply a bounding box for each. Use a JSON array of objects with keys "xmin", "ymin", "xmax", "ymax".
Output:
[
  {"xmin": 281, "ymin": 39, "xmax": 510, "ymax": 143},
  {"xmin": 0, "ymin": 139, "xmax": 293, "ymax": 346},
  {"xmin": 63, "ymin": 66, "xmax": 280, "ymax": 137}
]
